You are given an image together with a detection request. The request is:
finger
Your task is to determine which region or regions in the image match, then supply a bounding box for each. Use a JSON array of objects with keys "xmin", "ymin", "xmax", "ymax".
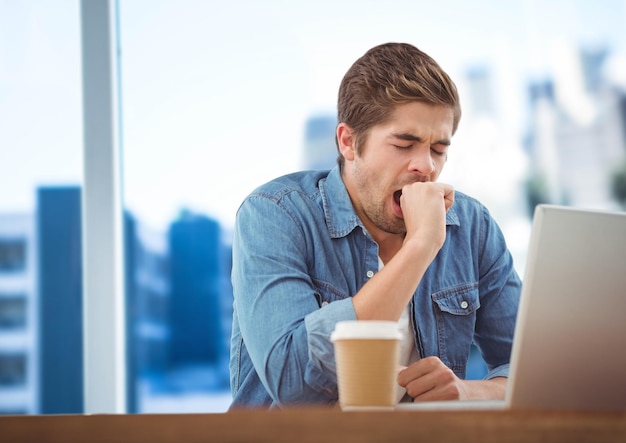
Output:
[
  {"xmin": 398, "ymin": 357, "xmax": 462, "ymax": 400},
  {"xmin": 409, "ymin": 369, "xmax": 463, "ymax": 401},
  {"xmin": 441, "ymin": 185, "xmax": 455, "ymax": 211},
  {"xmin": 404, "ymin": 373, "xmax": 438, "ymax": 400},
  {"xmin": 397, "ymin": 357, "xmax": 439, "ymax": 387}
]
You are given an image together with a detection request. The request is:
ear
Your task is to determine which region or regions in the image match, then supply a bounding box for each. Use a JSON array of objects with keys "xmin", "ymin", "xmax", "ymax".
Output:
[{"xmin": 336, "ymin": 122, "xmax": 356, "ymax": 161}]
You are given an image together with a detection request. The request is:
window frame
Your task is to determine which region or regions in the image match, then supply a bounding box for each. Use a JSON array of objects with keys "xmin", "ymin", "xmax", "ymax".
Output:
[{"xmin": 80, "ymin": 0, "xmax": 127, "ymax": 413}]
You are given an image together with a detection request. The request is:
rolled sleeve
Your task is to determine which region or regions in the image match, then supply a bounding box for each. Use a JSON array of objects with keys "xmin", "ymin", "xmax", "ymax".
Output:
[
  {"xmin": 485, "ymin": 363, "xmax": 510, "ymax": 380},
  {"xmin": 304, "ymin": 297, "xmax": 357, "ymax": 389}
]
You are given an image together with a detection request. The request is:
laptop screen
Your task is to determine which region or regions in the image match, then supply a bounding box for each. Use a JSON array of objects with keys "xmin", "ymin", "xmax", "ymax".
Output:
[{"xmin": 506, "ymin": 204, "xmax": 626, "ymax": 411}]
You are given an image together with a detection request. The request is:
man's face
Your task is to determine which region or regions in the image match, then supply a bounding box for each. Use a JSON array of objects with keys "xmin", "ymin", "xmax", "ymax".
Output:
[{"xmin": 340, "ymin": 101, "xmax": 455, "ymax": 237}]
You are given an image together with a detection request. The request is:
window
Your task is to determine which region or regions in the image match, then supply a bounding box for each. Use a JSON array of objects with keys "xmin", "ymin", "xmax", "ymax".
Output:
[
  {"xmin": 0, "ymin": 296, "xmax": 27, "ymax": 329},
  {"xmin": 0, "ymin": 240, "xmax": 26, "ymax": 273},
  {"xmin": 0, "ymin": 353, "xmax": 27, "ymax": 387},
  {"xmin": 1, "ymin": 0, "xmax": 625, "ymax": 415}
]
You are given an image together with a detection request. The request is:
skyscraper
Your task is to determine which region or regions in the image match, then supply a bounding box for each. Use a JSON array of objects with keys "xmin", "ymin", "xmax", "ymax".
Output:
[
  {"xmin": 37, "ymin": 187, "xmax": 83, "ymax": 414},
  {"xmin": 168, "ymin": 212, "xmax": 223, "ymax": 366}
]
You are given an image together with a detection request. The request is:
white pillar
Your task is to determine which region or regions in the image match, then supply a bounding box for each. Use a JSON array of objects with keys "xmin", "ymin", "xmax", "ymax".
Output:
[{"xmin": 80, "ymin": 0, "xmax": 127, "ymax": 413}]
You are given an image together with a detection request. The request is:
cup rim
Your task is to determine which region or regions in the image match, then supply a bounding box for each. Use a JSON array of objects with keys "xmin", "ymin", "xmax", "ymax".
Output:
[{"xmin": 330, "ymin": 320, "xmax": 402, "ymax": 341}]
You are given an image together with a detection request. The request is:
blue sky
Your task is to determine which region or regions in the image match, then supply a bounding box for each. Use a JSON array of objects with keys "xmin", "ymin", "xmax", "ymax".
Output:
[{"xmin": 1, "ymin": 0, "xmax": 625, "ymax": 229}]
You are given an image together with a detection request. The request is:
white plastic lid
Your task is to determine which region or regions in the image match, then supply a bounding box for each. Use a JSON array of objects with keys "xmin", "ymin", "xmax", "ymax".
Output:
[{"xmin": 330, "ymin": 320, "xmax": 402, "ymax": 341}]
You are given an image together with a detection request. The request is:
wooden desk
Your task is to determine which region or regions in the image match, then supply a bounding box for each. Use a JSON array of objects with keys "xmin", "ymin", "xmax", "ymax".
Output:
[{"xmin": 2, "ymin": 408, "xmax": 625, "ymax": 443}]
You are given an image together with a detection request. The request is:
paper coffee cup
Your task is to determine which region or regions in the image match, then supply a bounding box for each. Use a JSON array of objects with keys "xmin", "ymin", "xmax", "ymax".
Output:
[{"xmin": 330, "ymin": 320, "xmax": 401, "ymax": 410}]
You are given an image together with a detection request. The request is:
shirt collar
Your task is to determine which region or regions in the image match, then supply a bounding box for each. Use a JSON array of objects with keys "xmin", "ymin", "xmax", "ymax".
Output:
[
  {"xmin": 320, "ymin": 166, "xmax": 460, "ymax": 239},
  {"xmin": 319, "ymin": 167, "xmax": 362, "ymax": 239}
]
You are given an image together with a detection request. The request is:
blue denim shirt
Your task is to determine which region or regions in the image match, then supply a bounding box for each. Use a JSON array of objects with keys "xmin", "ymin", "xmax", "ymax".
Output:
[{"xmin": 230, "ymin": 167, "xmax": 521, "ymax": 408}]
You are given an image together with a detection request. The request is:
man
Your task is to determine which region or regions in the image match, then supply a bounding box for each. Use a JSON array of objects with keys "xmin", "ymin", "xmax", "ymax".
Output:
[{"xmin": 229, "ymin": 42, "xmax": 521, "ymax": 408}]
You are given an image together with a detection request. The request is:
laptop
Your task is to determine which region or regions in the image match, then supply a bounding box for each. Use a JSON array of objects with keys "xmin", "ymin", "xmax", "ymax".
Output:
[{"xmin": 397, "ymin": 204, "xmax": 626, "ymax": 411}]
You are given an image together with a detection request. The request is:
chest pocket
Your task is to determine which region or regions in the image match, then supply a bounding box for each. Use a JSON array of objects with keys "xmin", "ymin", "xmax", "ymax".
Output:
[
  {"xmin": 432, "ymin": 283, "xmax": 480, "ymax": 315},
  {"xmin": 431, "ymin": 283, "xmax": 480, "ymax": 375}
]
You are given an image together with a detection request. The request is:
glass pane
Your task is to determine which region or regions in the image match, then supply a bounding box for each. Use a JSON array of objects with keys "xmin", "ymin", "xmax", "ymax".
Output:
[
  {"xmin": 0, "ymin": 1, "xmax": 82, "ymax": 414},
  {"xmin": 117, "ymin": 0, "xmax": 626, "ymax": 412}
]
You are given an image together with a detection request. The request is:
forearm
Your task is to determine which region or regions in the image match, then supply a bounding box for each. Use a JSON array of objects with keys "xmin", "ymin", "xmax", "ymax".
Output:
[
  {"xmin": 351, "ymin": 238, "xmax": 434, "ymax": 321},
  {"xmin": 462, "ymin": 377, "xmax": 508, "ymax": 400}
]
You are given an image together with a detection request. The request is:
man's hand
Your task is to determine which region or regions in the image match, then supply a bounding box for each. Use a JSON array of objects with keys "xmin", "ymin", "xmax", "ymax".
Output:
[
  {"xmin": 400, "ymin": 182, "xmax": 454, "ymax": 261},
  {"xmin": 397, "ymin": 356, "xmax": 507, "ymax": 402}
]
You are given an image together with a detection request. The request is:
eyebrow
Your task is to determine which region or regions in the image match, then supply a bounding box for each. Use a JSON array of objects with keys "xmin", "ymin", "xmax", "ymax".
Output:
[{"xmin": 391, "ymin": 132, "xmax": 451, "ymax": 146}]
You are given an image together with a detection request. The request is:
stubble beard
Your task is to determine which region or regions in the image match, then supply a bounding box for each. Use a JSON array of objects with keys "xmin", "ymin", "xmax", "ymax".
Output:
[
  {"xmin": 365, "ymin": 203, "xmax": 406, "ymax": 235},
  {"xmin": 352, "ymin": 163, "xmax": 406, "ymax": 236}
]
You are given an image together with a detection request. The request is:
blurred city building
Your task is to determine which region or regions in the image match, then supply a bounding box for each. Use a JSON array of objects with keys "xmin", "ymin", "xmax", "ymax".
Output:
[
  {"xmin": 525, "ymin": 44, "xmax": 626, "ymax": 214},
  {"xmin": 0, "ymin": 214, "xmax": 36, "ymax": 414},
  {"xmin": 37, "ymin": 188, "xmax": 83, "ymax": 414},
  {"xmin": 169, "ymin": 213, "xmax": 223, "ymax": 366},
  {"xmin": 0, "ymin": 188, "xmax": 233, "ymax": 414},
  {"xmin": 124, "ymin": 212, "xmax": 170, "ymax": 412}
]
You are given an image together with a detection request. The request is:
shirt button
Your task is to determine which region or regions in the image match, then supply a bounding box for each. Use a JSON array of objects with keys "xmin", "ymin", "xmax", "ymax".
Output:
[
  {"xmin": 321, "ymin": 301, "xmax": 329, "ymax": 307},
  {"xmin": 460, "ymin": 300, "xmax": 469, "ymax": 309},
  {"xmin": 366, "ymin": 270, "xmax": 374, "ymax": 278}
]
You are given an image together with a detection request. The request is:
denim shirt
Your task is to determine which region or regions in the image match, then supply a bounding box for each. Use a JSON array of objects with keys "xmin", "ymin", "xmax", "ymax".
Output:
[{"xmin": 229, "ymin": 167, "xmax": 521, "ymax": 408}]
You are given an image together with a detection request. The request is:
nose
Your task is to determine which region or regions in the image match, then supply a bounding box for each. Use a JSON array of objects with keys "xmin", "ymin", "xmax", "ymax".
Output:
[{"xmin": 408, "ymin": 148, "xmax": 435, "ymax": 176}]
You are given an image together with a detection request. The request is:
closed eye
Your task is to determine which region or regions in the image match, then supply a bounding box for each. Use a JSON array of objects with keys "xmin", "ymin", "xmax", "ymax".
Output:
[
  {"xmin": 393, "ymin": 144, "xmax": 413, "ymax": 151},
  {"xmin": 431, "ymin": 148, "xmax": 447, "ymax": 156}
]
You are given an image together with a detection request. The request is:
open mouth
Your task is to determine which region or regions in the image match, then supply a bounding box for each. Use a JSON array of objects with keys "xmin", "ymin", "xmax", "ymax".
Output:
[
  {"xmin": 392, "ymin": 190, "xmax": 403, "ymax": 217},
  {"xmin": 393, "ymin": 190, "xmax": 402, "ymax": 206}
]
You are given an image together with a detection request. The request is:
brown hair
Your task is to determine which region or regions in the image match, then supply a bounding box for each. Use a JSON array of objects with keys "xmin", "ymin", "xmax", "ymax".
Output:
[{"xmin": 336, "ymin": 42, "xmax": 461, "ymax": 170}]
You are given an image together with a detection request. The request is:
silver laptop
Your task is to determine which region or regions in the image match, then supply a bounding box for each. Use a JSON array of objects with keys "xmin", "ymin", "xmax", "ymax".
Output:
[{"xmin": 397, "ymin": 204, "xmax": 626, "ymax": 411}]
